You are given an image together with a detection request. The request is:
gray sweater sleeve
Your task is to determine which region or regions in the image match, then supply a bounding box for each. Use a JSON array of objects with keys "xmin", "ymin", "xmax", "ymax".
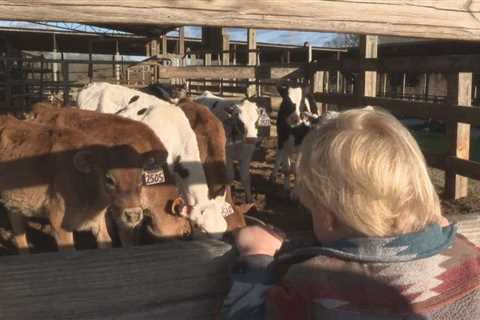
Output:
[{"xmin": 221, "ymin": 255, "xmax": 276, "ymax": 320}]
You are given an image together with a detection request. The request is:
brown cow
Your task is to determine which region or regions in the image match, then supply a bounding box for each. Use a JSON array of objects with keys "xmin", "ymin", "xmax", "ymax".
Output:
[
  {"xmin": 0, "ymin": 115, "xmax": 146, "ymax": 253},
  {"xmin": 178, "ymin": 98, "xmax": 247, "ymax": 231},
  {"xmin": 28, "ymin": 102, "xmax": 180, "ymax": 246}
]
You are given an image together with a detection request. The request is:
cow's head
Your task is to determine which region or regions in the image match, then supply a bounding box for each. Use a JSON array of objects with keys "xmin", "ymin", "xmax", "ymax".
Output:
[
  {"xmin": 73, "ymin": 144, "xmax": 146, "ymax": 231},
  {"xmin": 278, "ymin": 85, "xmax": 318, "ymax": 127},
  {"xmin": 237, "ymin": 99, "xmax": 261, "ymax": 142}
]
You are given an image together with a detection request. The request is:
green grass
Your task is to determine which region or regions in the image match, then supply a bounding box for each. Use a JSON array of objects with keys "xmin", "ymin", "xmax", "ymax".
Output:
[{"xmin": 411, "ymin": 130, "xmax": 480, "ymax": 162}]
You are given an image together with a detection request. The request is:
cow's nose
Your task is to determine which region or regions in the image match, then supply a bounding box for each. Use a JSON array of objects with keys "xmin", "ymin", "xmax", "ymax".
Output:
[{"xmin": 123, "ymin": 207, "xmax": 143, "ymax": 225}]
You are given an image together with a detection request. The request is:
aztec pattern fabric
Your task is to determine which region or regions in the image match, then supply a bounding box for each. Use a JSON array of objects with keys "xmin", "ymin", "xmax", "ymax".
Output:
[{"xmin": 222, "ymin": 224, "xmax": 480, "ymax": 320}]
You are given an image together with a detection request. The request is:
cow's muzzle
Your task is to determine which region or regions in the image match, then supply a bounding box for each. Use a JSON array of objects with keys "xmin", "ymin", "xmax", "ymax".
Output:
[{"xmin": 121, "ymin": 207, "xmax": 144, "ymax": 227}]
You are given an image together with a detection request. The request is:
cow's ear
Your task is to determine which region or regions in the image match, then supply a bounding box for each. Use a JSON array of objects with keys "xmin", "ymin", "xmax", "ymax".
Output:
[
  {"xmin": 128, "ymin": 95, "xmax": 140, "ymax": 104},
  {"xmin": 73, "ymin": 150, "xmax": 95, "ymax": 173}
]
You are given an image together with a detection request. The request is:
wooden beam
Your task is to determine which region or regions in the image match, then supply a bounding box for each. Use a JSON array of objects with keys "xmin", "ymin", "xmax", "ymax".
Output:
[
  {"xmin": 357, "ymin": 35, "xmax": 378, "ymax": 98},
  {"xmin": 445, "ymin": 72, "xmax": 472, "ymax": 199},
  {"xmin": 2, "ymin": 1, "xmax": 480, "ymax": 41},
  {"xmin": 161, "ymin": 35, "xmax": 168, "ymax": 55},
  {"xmin": 247, "ymin": 29, "xmax": 257, "ymax": 66},
  {"xmin": 156, "ymin": 65, "xmax": 302, "ymax": 80},
  {"xmin": 315, "ymin": 54, "xmax": 480, "ymax": 73},
  {"xmin": 0, "ymin": 239, "xmax": 232, "ymax": 319},
  {"xmin": 178, "ymin": 27, "xmax": 185, "ymax": 57},
  {"xmin": 314, "ymin": 92, "xmax": 480, "ymax": 124},
  {"xmin": 247, "ymin": 28, "xmax": 257, "ymax": 97}
]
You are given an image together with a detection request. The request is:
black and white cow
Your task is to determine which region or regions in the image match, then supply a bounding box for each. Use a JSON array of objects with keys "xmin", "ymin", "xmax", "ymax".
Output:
[
  {"xmin": 195, "ymin": 91, "xmax": 271, "ymax": 203},
  {"xmin": 270, "ymin": 84, "xmax": 320, "ymax": 193}
]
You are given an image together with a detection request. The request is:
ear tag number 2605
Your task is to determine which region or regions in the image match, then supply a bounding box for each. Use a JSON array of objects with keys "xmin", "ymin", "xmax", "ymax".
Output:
[{"xmin": 143, "ymin": 169, "xmax": 166, "ymax": 186}]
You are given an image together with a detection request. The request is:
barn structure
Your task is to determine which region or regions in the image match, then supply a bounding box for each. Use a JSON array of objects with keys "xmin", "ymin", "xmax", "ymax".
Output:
[{"xmin": 0, "ymin": 1, "xmax": 480, "ymax": 319}]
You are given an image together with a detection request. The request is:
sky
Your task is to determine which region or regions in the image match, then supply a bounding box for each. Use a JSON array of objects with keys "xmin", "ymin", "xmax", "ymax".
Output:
[
  {"xmin": 180, "ymin": 26, "xmax": 336, "ymax": 46},
  {"xmin": 0, "ymin": 21, "xmax": 337, "ymax": 47}
]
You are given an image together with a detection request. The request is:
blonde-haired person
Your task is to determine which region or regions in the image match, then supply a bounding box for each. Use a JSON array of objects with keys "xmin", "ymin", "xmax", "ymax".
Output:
[{"xmin": 222, "ymin": 107, "xmax": 480, "ymax": 320}]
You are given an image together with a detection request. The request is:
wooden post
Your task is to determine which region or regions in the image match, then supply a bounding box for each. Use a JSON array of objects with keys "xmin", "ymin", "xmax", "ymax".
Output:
[
  {"xmin": 145, "ymin": 42, "xmax": 151, "ymax": 57},
  {"xmin": 424, "ymin": 73, "xmax": 430, "ymax": 101},
  {"xmin": 52, "ymin": 33, "xmax": 59, "ymax": 83},
  {"xmin": 336, "ymin": 51, "xmax": 342, "ymax": 93},
  {"xmin": 161, "ymin": 35, "xmax": 168, "ymax": 55},
  {"xmin": 381, "ymin": 73, "xmax": 388, "ymax": 97},
  {"xmin": 114, "ymin": 40, "xmax": 121, "ymax": 84},
  {"xmin": 221, "ymin": 33, "xmax": 230, "ymax": 95},
  {"xmin": 312, "ymin": 71, "xmax": 324, "ymax": 114},
  {"xmin": 445, "ymin": 73, "xmax": 472, "ymax": 199},
  {"xmin": 247, "ymin": 28, "xmax": 256, "ymax": 97},
  {"xmin": 323, "ymin": 71, "xmax": 330, "ymax": 112},
  {"xmin": 401, "ymin": 72, "xmax": 407, "ymax": 99},
  {"xmin": 357, "ymin": 35, "xmax": 378, "ymax": 99},
  {"xmin": 150, "ymin": 39, "xmax": 158, "ymax": 57},
  {"xmin": 88, "ymin": 40, "xmax": 93, "ymax": 82},
  {"xmin": 204, "ymin": 53, "xmax": 211, "ymax": 91},
  {"xmin": 39, "ymin": 56, "xmax": 44, "ymax": 100},
  {"xmin": 62, "ymin": 61, "xmax": 69, "ymax": 106},
  {"xmin": 178, "ymin": 27, "xmax": 185, "ymax": 59}
]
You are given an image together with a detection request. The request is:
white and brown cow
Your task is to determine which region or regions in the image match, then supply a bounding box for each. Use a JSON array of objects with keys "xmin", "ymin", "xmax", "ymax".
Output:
[
  {"xmin": 29, "ymin": 102, "xmax": 180, "ymax": 246},
  {"xmin": 0, "ymin": 115, "xmax": 146, "ymax": 253},
  {"xmin": 195, "ymin": 91, "xmax": 271, "ymax": 203},
  {"xmin": 77, "ymin": 82, "xmax": 228, "ymax": 237},
  {"xmin": 270, "ymin": 85, "xmax": 319, "ymax": 193}
]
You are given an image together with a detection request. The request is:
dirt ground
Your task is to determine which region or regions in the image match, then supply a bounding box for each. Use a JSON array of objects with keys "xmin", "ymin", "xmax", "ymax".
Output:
[{"xmin": 1, "ymin": 135, "xmax": 479, "ymax": 256}]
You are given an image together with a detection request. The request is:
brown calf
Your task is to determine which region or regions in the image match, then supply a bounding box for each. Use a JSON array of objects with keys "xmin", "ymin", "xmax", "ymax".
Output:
[
  {"xmin": 29, "ymin": 103, "xmax": 180, "ymax": 245},
  {"xmin": 0, "ymin": 116, "xmax": 146, "ymax": 253}
]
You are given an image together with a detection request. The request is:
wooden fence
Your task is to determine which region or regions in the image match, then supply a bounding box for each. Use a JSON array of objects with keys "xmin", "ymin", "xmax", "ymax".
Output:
[
  {"xmin": 309, "ymin": 36, "xmax": 480, "ymax": 200},
  {"xmin": 0, "ymin": 239, "xmax": 233, "ymax": 320},
  {"xmin": 0, "ymin": 56, "xmax": 139, "ymax": 110}
]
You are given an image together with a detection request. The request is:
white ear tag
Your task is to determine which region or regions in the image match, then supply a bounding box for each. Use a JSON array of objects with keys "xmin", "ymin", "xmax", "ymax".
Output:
[
  {"xmin": 221, "ymin": 203, "xmax": 235, "ymax": 217},
  {"xmin": 143, "ymin": 168, "xmax": 166, "ymax": 185}
]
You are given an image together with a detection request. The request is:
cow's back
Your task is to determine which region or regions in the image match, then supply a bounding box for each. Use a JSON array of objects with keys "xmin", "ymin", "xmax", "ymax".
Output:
[
  {"xmin": 0, "ymin": 116, "xmax": 100, "ymax": 216},
  {"xmin": 31, "ymin": 103, "xmax": 168, "ymax": 162}
]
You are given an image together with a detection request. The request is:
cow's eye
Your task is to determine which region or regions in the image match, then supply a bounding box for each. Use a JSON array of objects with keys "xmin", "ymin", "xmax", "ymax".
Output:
[{"xmin": 104, "ymin": 174, "xmax": 116, "ymax": 190}]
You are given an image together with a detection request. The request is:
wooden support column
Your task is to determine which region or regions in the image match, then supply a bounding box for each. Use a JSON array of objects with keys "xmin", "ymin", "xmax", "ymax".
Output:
[
  {"xmin": 445, "ymin": 72, "xmax": 472, "ymax": 199},
  {"xmin": 114, "ymin": 40, "xmax": 121, "ymax": 84},
  {"xmin": 424, "ymin": 73, "xmax": 430, "ymax": 101},
  {"xmin": 323, "ymin": 71, "xmax": 330, "ymax": 112},
  {"xmin": 357, "ymin": 35, "xmax": 378, "ymax": 99},
  {"xmin": 381, "ymin": 73, "xmax": 388, "ymax": 97},
  {"xmin": 220, "ymin": 33, "xmax": 230, "ymax": 95},
  {"xmin": 39, "ymin": 56, "xmax": 44, "ymax": 100},
  {"xmin": 247, "ymin": 28, "xmax": 256, "ymax": 97},
  {"xmin": 88, "ymin": 40, "xmax": 93, "ymax": 82},
  {"xmin": 178, "ymin": 27, "xmax": 185, "ymax": 64},
  {"xmin": 312, "ymin": 70, "xmax": 325, "ymax": 114},
  {"xmin": 62, "ymin": 60, "xmax": 69, "ymax": 106},
  {"xmin": 336, "ymin": 51, "xmax": 342, "ymax": 93},
  {"xmin": 401, "ymin": 72, "xmax": 407, "ymax": 98},
  {"xmin": 161, "ymin": 35, "xmax": 168, "ymax": 55}
]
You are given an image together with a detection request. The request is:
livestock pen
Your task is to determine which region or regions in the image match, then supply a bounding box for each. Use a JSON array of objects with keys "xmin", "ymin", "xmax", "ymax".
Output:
[{"xmin": 0, "ymin": 1, "xmax": 479, "ymax": 319}]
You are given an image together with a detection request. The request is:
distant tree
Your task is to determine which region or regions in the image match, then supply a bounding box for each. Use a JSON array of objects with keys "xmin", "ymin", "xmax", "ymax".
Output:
[{"xmin": 325, "ymin": 34, "xmax": 359, "ymax": 48}]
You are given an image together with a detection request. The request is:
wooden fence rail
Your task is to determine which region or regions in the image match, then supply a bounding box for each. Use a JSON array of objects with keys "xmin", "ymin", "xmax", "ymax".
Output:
[
  {"xmin": 312, "ymin": 54, "xmax": 480, "ymax": 73},
  {"xmin": 0, "ymin": 239, "xmax": 233, "ymax": 320},
  {"xmin": 311, "ymin": 36, "xmax": 480, "ymax": 199}
]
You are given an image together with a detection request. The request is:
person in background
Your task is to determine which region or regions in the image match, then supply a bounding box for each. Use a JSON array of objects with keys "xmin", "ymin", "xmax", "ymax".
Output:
[{"xmin": 222, "ymin": 107, "xmax": 480, "ymax": 320}]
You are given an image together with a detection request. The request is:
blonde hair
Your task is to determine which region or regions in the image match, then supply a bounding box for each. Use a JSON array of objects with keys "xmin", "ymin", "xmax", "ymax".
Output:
[{"xmin": 295, "ymin": 107, "xmax": 442, "ymax": 237}]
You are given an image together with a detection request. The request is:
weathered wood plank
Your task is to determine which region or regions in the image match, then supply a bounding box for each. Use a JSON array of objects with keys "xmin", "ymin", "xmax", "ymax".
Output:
[
  {"xmin": 1, "ymin": 1, "xmax": 480, "ymax": 41},
  {"xmin": 314, "ymin": 55, "xmax": 480, "ymax": 73},
  {"xmin": 357, "ymin": 35, "xmax": 377, "ymax": 98},
  {"xmin": 157, "ymin": 65, "xmax": 303, "ymax": 80},
  {"xmin": 445, "ymin": 73, "xmax": 472, "ymax": 199},
  {"xmin": 314, "ymin": 93, "xmax": 480, "ymax": 126},
  {"xmin": 0, "ymin": 239, "xmax": 233, "ymax": 320}
]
